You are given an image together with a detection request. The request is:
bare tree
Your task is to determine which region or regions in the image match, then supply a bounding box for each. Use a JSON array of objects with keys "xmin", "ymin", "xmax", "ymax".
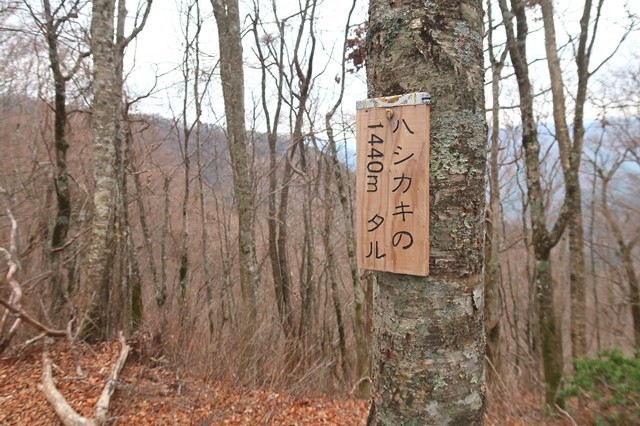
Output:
[
  {"xmin": 83, "ymin": 0, "xmax": 151, "ymax": 339},
  {"xmin": 538, "ymin": 0, "xmax": 608, "ymax": 360},
  {"xmin": 23, "ymin": 0, "xmax": 90, "ymax": 319},
  {"xmin": 250, "ymin": 0, "xmax": 293, "ymax": 337},
  {"xmin": 210, "ymin": 0, "xmax": 259, "ymax": 332},
  {"xmin": 323, "ymin": 0, "xmax": 368, "ymax": 397},
  {"xmin": 597, "ymin": 151, "xmax": 640, "ymax": 348}
]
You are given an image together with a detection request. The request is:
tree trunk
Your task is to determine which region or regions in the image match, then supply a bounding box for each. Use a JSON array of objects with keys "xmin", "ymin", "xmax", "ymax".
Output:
[
  {"xmin": 211, "ymin": 0, "xmax": 259, "ymax": 329},
  {"xmin": 599, "ymin": 167, "xmax": 640, "ymax": 348},
  {"xmin": 41, "ymin": 0, "xmax": 71, "ymax": 319},
  {"xmin": 365, "ymin": 0, "xmax": 486, "ymax": 423},
  {"xmin": 535, "ymin": 255, "xmax": 564, "ymax": 406},
  {"xmin": 83, "ymin": 0, "xmax": 117, "ymax": 340},
  {"xmin": 322, "ymin": 156, "xmax": 349, "ymax": 379},
  {"xmin": 569, "ymin": 205, "xmax": 587, "ymax": 357},
  {"xmin": 499, "ymin": 0, "xmax": 571, "ymax": 407},
  {"xmin": 538, "ymin": 0, "xmax": 593, "ymax": 360},
  {"xmin": 322, "ymin": 0, "xmax": 367, "ymax": 397},
  {"xmin": 250, "ymin": 9, "xmax": 292, "ymax": 336},
  {"xmin": 485, "ymin": 0, "xmax": 507, "ymax": 374},
  {"xmin": 298, "ymin": 142, "xmax": 316, "ymax": 342}
]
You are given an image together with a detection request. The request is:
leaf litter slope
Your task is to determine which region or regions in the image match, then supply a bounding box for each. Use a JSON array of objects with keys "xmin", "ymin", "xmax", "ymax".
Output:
[{"xmin": 0, "ymin": 340, "xmax": 368, "ymax": 425}]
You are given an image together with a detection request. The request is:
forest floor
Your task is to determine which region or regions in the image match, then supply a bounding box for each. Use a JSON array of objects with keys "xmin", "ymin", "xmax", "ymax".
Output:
[{"xmin": 0, "ymin": 339, "xmax": 585, "ymax": 425}]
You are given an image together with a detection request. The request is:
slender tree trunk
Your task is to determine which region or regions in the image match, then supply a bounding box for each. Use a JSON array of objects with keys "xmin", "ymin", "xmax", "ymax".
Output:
[
  {"xmin": 366, "ymin": 0, "xmax": 486, "ymax": 423},
  {"xmin": 323, "ymin": 0, "xmax": 367, "ymax": 395},
  {"xmin": 539, "ymin": 0, "xmax": 593, "ymax": 360},
  {"xmin": 326, "ymin": 118, "xmax": 368, "ymax": 398},
  {"xmin": 160, "ymin": 174, "xmax": 171, "ymax": 330},
  {"xmin": 250, "ymin": 8, "xmax": 291, "ymax": 336},
  {"xmin": 499, "ymin": 0, "xmax": 575, "ymax": 406},
  {"xmin": 178, "ymin": 50, "xmax": 192, "ymax": 321},
  {"xmin": 122, "ymin": 110, "xmax": 143, "ymax": 331},
  {"xmin": 211, "ymin": 0, "xmax": 259, "ymax": 329},
  {"xmin": 191, "ymin": 21, "xmax": 214, "ymax": 338},
  {"xmin": 298, "ymin": 142, "xmax": 315, "ymax": 342},
  {"xmin": 322, "ymin": 156, "xmax": 349, "ymax": 379},
  {"xmin": 42, "ymin": 0, "xmax": 71, "ymax": 319},
  {"xmin": 127, "ymin": 119, "xmax": 163, "ymax": 306},
  {"xmin": 599, "ymin": 167, "xmax": 640, "ymax": 347},
  {"xmin": 485, "ymin": 0, "xmax": 507, "ymax": 374}
]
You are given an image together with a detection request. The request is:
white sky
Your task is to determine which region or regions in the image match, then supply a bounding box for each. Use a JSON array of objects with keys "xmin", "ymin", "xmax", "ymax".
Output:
[
  {"xmin": 124, "ymin": 0, "xmax": 368, "ymax": 131},
  {"xmin": 123, "ymin": 0, "xmax": 640, "ymax": 130}
]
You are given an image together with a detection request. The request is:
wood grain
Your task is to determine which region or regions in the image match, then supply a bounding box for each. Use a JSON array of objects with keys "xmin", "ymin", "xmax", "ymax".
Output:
[{"xmin": 356, "ymin": 104, "xmax": 430, "ymax": 276}]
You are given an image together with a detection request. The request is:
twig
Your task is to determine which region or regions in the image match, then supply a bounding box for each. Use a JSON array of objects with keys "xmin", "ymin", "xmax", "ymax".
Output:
[
  {"xmin": 68, "ymin": 321, "xmax": 84, "ymax": 377},
  {"xmin": 555, "ymin": 404, "xmax": 578, "ymax": 426},
  {"xmin": 349, "ymin": 376, "xmax": 371, "ymax": 396},
  {"xmin": 485, "ymin": 355, "xmax": 509, "ymax": 392}
]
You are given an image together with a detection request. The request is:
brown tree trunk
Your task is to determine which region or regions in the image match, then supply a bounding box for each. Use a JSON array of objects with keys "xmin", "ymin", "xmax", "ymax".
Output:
[
  {"xmin": 569, "ymin": 206, "xmax": 587, "ymax": 357},
  {"xmin": 298, "ymin": 141, "xmax": 316, "ymax": 341},
  {"xmin": 321, "ymin": 155, "xmax": 349, "ymax": 380},
  {"xmin": 366, "ymin": 0, "xmax": 486, "ymax": 423},
  {"xmin": 250, "ymin": 8, "xmax": 293, "ymax": 336}
]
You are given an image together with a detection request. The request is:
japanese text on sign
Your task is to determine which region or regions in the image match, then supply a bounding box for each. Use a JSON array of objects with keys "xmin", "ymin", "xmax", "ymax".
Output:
[{"xmin": 355, "ymin": 93, "xmax": 430, "ymax": 276}]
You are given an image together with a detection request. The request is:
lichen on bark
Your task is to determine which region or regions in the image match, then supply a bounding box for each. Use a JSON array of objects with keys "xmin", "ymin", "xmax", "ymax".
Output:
[{"xmin": 366, "ymin": 0, "xmax": 486, "ymax": 424}]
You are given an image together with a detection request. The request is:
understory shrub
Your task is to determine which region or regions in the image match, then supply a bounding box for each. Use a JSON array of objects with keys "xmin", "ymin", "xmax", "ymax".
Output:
[{"xmin": 560, "ymin": 349, "xmax": 640, "ymax": 425}]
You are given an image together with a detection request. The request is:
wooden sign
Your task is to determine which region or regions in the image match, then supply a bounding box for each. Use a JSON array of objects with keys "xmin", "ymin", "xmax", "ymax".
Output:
[{"xmin": 355, "ymin": 92, "xmax": 430, "ymax": 276}]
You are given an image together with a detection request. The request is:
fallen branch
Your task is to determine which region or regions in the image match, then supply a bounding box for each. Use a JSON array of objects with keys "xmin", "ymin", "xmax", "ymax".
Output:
[
  {"xmin": 0, "ymin": 298, "xmax": 67, "ymax": 338},
  {"xmin": 94, "ymin": 334, "xmax": 130, "ymax": 423},
  {"xmin": 41, "ymin": 343, "xmax": 94, "ymax": 426},
  {"xmin": 41, "ymin": 334, "xmax": 130, "ymax": 426}
]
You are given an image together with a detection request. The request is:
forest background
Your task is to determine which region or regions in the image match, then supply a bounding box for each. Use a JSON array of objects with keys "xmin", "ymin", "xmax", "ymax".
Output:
[{"xmin": 0, "ymin": 0, "xmax": 639, "ymax": 422}]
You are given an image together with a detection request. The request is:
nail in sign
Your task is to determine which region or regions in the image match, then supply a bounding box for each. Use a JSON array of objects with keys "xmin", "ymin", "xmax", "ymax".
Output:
[{"xmin": 355, "ymin": 93, "xmax": 430, "ymax": 276}]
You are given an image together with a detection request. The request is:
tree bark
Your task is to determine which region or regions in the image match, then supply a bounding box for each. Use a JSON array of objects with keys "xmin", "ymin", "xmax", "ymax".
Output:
[
  {"xmin": 83, "ymin": 0, "xmax": 118, "ymax": 340},
  {"xmin": 366, "ymin": 1, "xmax": 486, "ymax": 423},
  {"xmin": 41, "ymin": 0, "xmax": 72, "ymax": 318},
  {"xmin": 211, "ymin": 0, "xmax": 259, "ymax": 328},
  {"xmin": 539, "ymin": 0, "xmax": 593, "ymax": 360},
  {"xmin": 251, "ymin": 6, "xmax": 293, "ymax": 337}
]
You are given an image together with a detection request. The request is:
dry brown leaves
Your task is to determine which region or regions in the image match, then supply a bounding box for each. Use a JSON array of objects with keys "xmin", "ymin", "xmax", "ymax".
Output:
[
  {"xmin": 2, "ymin": 339, "xmax": 597, "ymax": 425},
  {"xmin": 0, "ymin": 340, "xmax": 368, "ymax": 425}
]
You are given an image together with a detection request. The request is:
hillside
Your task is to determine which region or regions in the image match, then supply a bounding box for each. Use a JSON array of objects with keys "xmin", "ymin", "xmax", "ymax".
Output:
[{"xmin": 0, "ymin": 339, "xmax": 368, "ymax": 425}]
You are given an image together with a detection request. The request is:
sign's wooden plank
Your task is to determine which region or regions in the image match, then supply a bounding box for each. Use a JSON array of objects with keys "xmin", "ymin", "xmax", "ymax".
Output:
[{"xmin": 356, "ymin": 96, "xmax": 430, "ymax": 276}]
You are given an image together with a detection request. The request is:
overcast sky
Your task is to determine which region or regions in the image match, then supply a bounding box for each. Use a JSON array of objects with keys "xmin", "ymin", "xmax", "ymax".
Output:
[
  {"xmin": 124, "ymin": 0, "xmax": 367, "ymax": 129},
  {"xmin": 123, "ymin": 0, "xmax": 639, "ymax": 128}
]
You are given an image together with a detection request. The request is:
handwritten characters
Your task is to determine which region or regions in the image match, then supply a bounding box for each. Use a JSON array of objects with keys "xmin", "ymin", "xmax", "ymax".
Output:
[{"xmin": 364, "ymin": 119, "xmax": 416, "ymax": 260}]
